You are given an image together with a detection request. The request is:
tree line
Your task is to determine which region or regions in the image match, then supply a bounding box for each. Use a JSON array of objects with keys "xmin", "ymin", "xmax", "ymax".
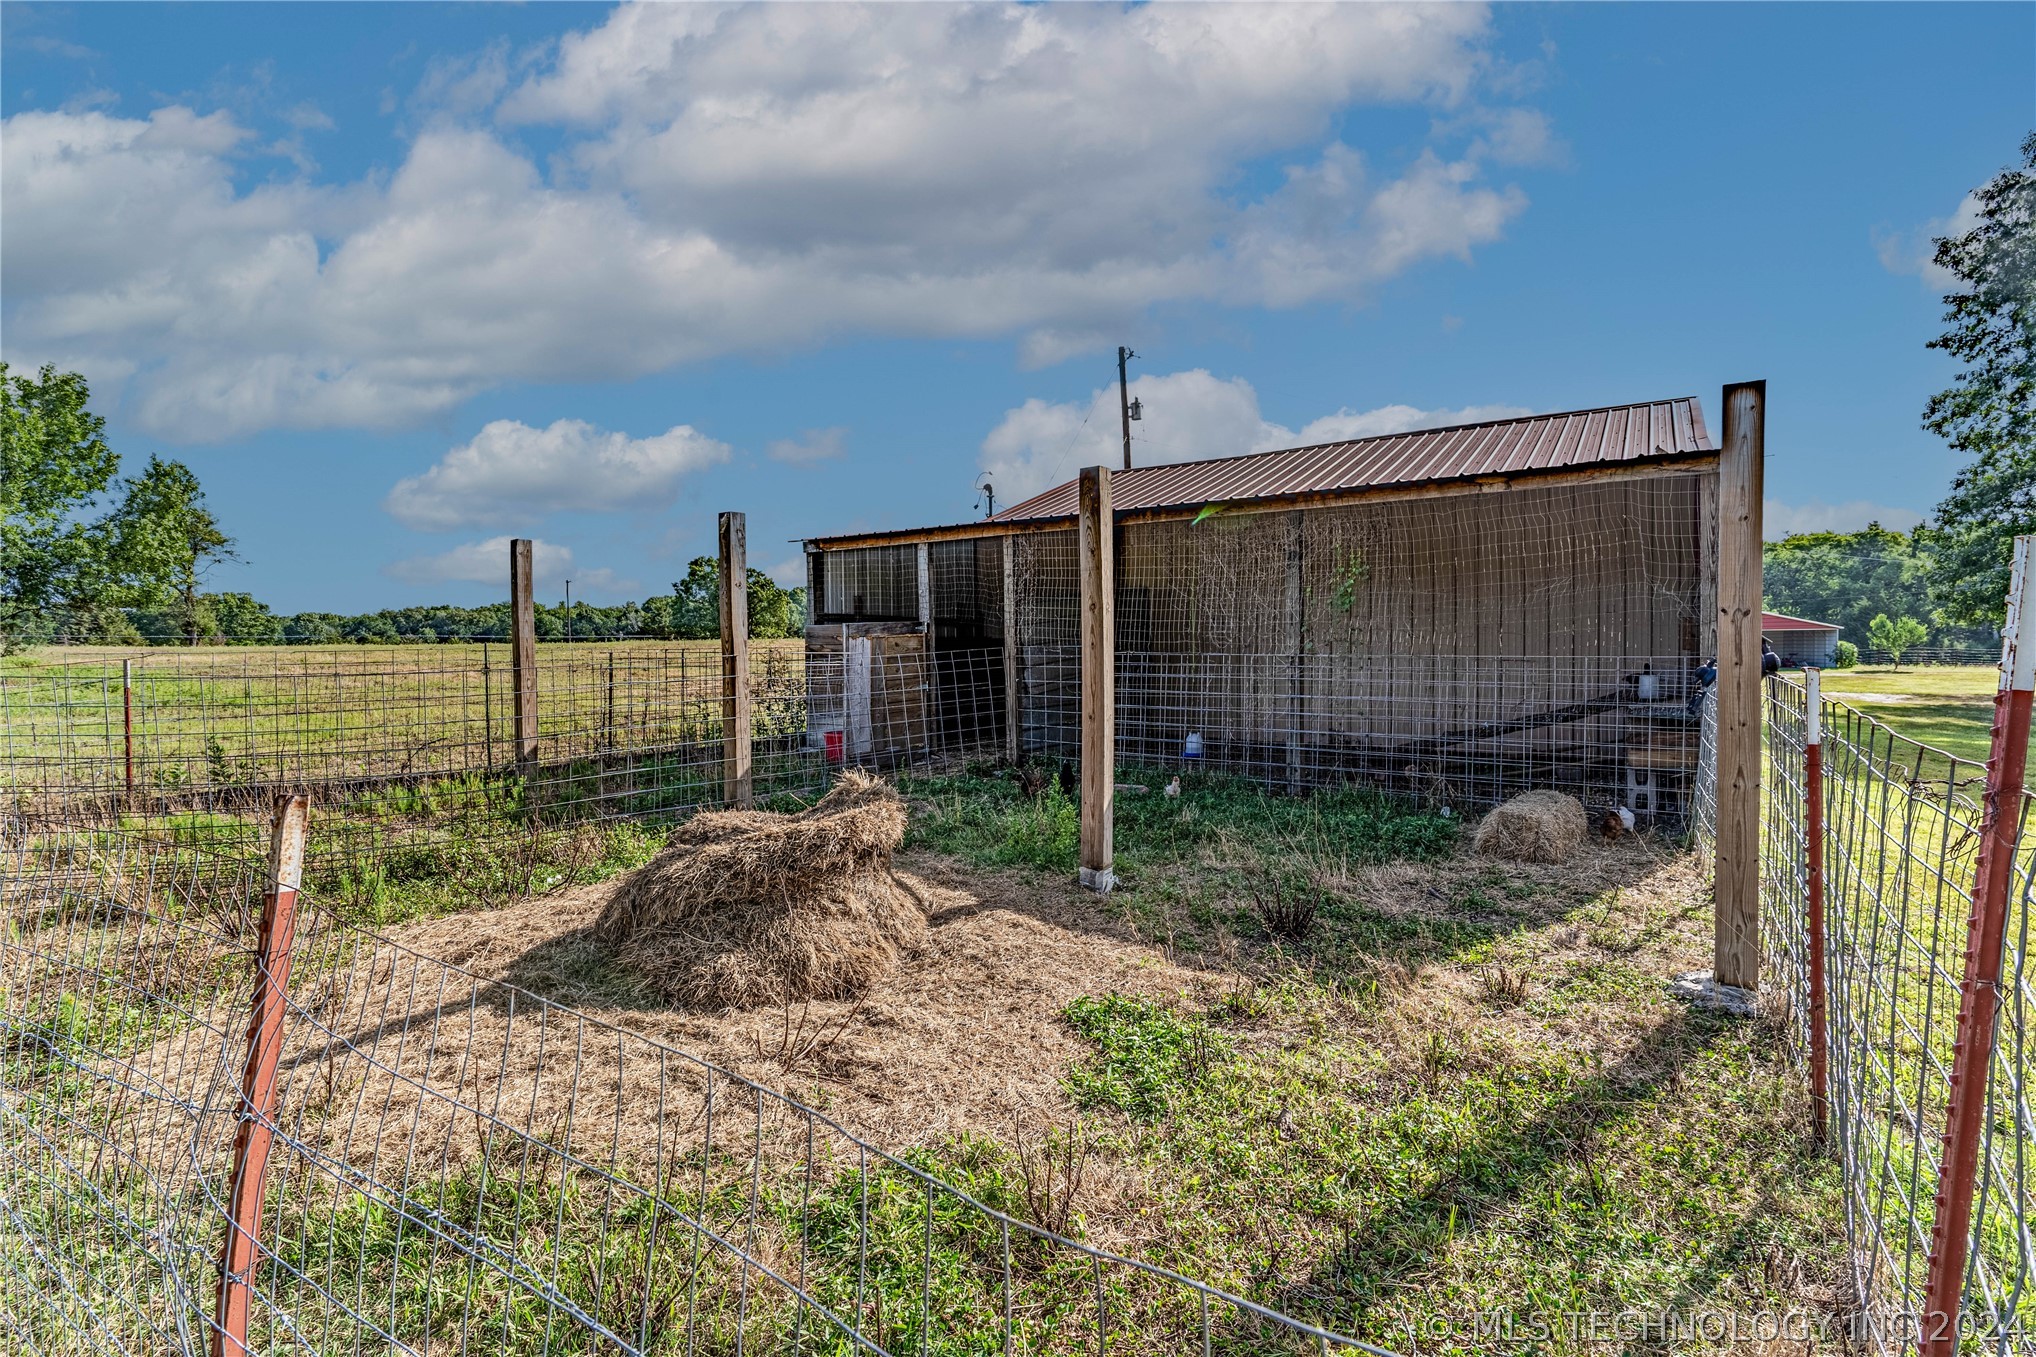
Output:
[{"xmin": 6, "ymin": 567, "xmax": 808, "ymax": 647}]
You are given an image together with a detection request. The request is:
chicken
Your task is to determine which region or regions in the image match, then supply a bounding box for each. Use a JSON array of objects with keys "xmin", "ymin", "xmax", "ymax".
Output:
[
  {"xmin": 1057, "ymin": 759, "xmax": 1078, "ymax": 798},
  {"xmin": 1016, "ymin": 764, "xmax": 1049, "ymax": 799},
  {"xmin": 1164, "ymin": 776, "xmax": 1181, "ymax": 799},
  {"xmin": 1762, "ymin": 638, "xmax": 1782, "ymax": 678}
]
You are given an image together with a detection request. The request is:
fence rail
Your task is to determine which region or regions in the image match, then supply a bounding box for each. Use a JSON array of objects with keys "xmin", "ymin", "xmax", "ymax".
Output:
[{"xmin": 3, "ymin": 628, "xmax": 1406, "ymax": 1355}]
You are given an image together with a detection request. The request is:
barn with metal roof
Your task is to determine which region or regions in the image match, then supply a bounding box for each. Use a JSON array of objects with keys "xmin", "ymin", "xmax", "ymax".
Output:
[{"xmin": 798, "ymin": 396, "xmax": 1732, "ymax": 821}]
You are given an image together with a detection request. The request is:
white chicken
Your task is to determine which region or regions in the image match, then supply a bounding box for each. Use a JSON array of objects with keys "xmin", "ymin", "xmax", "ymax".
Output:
[{"xmin": 1164, "ymin": 776, "xmax": 1181, "ymax": 799}]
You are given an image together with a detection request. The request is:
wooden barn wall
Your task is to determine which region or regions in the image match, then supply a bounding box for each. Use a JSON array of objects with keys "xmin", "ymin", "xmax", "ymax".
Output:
[{"xmin": 1004, "ymin": 473, "xmax": 1708, "ymax": 774}]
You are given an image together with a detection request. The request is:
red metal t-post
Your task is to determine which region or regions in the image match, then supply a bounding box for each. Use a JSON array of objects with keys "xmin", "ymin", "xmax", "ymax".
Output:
[
  {"xmin": 1804, "ymin": 667, "xmax": 1830, "ymax": 1143},
  {"xmin": 214, "ymin": 793, "xmax": 310, "ymax": 1357},
  {"xmin": 1919, "ymin": 535, "xmax": 2036, "ymax": 1356}
]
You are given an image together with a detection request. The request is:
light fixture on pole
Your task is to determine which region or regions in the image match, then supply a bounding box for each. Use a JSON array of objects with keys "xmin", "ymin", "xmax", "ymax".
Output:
[
  {"xmin": 1117, "ymin": 346, "xmax": 1138, "ymax": 471},
  {"xmin": 975, "ymin": 477, "xmax": 996, "ymax": 519}
]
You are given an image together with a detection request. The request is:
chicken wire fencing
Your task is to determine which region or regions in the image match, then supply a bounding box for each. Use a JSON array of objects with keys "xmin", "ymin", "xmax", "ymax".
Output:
[
  {"xmin": 1, "ymin": 812, "xmax": 1397, "ymax": 1357},
  {"xmin": 1733, "ymin": 675, "xmax": 2036, "ymax": 1352},
  {"xmin": 812, "ymin": 473, "xmax": 1713, "ymax": 821}
]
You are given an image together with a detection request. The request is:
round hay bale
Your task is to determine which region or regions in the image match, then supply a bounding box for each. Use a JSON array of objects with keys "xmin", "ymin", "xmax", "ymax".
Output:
[
  {"xmin": 594, "ymin": 770, "xmax": 924, "ymax": 1008},
  {"xmin": 1471, "ymin": 790, "xmax": 1590, "ymax": 864}
]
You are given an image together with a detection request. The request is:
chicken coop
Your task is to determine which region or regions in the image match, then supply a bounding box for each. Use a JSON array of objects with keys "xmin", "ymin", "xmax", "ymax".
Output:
[{"xmin": 801, "ymin": 397, "xmax": 1728, "ymax": 822}]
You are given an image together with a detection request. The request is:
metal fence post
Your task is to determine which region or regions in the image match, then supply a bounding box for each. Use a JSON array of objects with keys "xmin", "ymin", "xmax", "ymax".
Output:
[
  {"xmin": 1920, "ymin": 534, "xmax": 2036, "ymax": 1357},
  {"xmin": 214, "ymin": 793, "xmax": 311, "ymax": 1357},
  {"xmin": 1804, "ymin": 667, "xmax": 1830, "ymax": 1143}
]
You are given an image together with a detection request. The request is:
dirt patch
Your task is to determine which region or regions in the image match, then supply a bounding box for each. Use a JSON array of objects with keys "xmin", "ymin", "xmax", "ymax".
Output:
[{"xmin": 357, "ymin": 851, "xmax": 1209, "ymax": 1156}]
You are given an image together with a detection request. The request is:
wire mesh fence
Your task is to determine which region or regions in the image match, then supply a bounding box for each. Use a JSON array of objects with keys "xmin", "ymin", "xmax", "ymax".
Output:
[
  {"xmin": 2, "ymin": 807, "xmax": 1398, "ymax": 1356},
  {"xmin": 1734, "ymin": 673, "xmax": 2036, "ymax": 1352}
]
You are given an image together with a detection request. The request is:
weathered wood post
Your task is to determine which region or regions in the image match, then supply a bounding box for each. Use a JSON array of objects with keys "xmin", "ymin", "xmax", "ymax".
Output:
[
  {"xmin": 1283, "ymin": 509, "xmax": 1305, "ymax": 794},
  {"xmin": 214, "ymin": 793, "xmax": 309, "ymax": 1357},
  {"xmin": 1078, "ymin": 466, "xmax": 1116, "ymax": 893},
  {"xmin": 916, "ymin": 541, "xmax": 936, "ymax": 756},
  {"xmin": 1002, "ymin": 535, "xmax": 1021, "ymax": 763},
  {"xmin": 509, "ymin": 539, "xmax": 538, "ymax": 772},
  {"xmin": 719, "ymin": 512, "xmax": 753, "ymax": 809},
  {"xmin": 1712, "ymin": 381, "xmax": 1764, "ymax": 992}
]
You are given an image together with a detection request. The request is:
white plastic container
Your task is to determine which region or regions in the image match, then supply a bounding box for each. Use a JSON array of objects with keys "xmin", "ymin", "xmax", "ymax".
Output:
[
  {"xmin": 1183, "ymin": 732, "xmax": 1204, "ymax": 761},
  {"xmin": 1636, "ymin": 664, "xmax": 1659, "ymax": 701}
]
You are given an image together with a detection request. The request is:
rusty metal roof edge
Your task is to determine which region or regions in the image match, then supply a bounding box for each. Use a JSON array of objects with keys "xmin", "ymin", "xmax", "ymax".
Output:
[
  {"xmin": 988, "ymin": 394, "xmax": 1711, "ymax": 521},
  {"xmin": 798, "ymin": 439, "xmax": 1719, "ymax": 549}
]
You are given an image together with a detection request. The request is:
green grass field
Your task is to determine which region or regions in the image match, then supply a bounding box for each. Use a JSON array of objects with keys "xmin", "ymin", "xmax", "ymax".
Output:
[
  {"xmin": 7, "ymin": 765, "xmax": 1846, "ymax": 1354},
  {"xmin": 1814, "ymin": 663, "xmax": 1998, "ymax": 764}
]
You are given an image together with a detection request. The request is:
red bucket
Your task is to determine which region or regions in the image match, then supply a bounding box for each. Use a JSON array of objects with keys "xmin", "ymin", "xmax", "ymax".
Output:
[{"xmin": 823, "ymin": 729, "xmax": 845, "ymax": 764}]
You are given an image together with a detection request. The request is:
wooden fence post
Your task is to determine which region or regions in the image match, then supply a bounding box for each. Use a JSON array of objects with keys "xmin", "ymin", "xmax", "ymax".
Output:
[
  {"xmin": 1713, "ymin": 381, "xmax": 1765, "ymax": 992},
  {"xmin": 1002, "ymin": 536, "xmax": 1020, "ymax": 764},
  {"xmin": 509, "ymin": 539, "xmax": 538, "ymax": 771},
  {"xmin": 719, "ymin": 512, "xmax": 753, "ymax": 809},
  {"xmin": 1078, "ymin": 467, "xmax": 1115, "ymax": 893},
  {"xmin": 213, "ymin": 793, "xmax": 310, "ymax": 1357},
  {"xmin": 1920, "ymin": 534, "xmax": 2036, "ymax": 1357},
  {"xmin": 1283, "ymin": 509, "xmax": 1304, "ymax": 794}
]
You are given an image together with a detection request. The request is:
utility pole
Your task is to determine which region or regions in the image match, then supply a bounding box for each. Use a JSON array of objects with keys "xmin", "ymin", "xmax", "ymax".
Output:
[
  {"xmin": 564, "ymin": 579, "xmax": 573, "ymax": 645},
  {"xmin": 1117, "ymin": 346, "xmax": 1136, "ymax": 471}
]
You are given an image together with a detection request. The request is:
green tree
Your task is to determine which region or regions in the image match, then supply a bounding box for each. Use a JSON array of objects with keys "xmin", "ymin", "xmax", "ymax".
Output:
[
  {"xmin": 1763, "ymin": 525, "xmax": 1941, "ymax": 646},
  {"xmin": 1866, "ymin": 613, "xmax": 1929, "ymax": 668},
  {"xmin": 110, "ymin": 457, "xmax": 239, "ymax": 645},
  {"xmin": 208, "ymin": 592, "xmax": 284, "ymax": 644},
  {"xmin": 1924, "ymin": 133, "xmax": 2036, "ymax": 626},
  {"xmin": 0, "ymin": 362, "xmax": 120, "ymax": 647}
]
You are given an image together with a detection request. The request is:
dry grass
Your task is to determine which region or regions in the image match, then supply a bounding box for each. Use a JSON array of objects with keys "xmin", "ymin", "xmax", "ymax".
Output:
[
  {"xmin": 1471, "ymin": 788, "xmax": 1590, "ymax": 863},
  {"xmin": 592, "ymin": 769, "xmax": 922, "ymax": 1007}
]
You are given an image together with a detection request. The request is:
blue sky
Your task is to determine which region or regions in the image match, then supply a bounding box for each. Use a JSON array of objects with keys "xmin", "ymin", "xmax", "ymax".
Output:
[{"xmin": 3, "ymin": 2, "xmax": 2029, "ymax": 613}]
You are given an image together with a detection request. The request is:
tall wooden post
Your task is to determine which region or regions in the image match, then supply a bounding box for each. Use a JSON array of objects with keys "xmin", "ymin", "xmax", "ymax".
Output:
[
  {"xmin": 719, "ymin": 512, "xmax": 753, "ymax": 809},
  {"xmin": 509, "ymin": 538, "xmax": 538, "ymax": 771},
  {"xmin": 1002, "ymin": 536, "xmax": 1021, "ymax": 763},
  {"xmin": 1712, "ymin": 381, "xmax": 1765, "ymax": 991},
  {"xmin": 1283, "ymin": 510, "xmax": 1305, "ymax": 794},
  {"xmin": 1078, "ymin": 467, "xmax": 1116, "ymax": 893},
  {"xmin": 214, "ymin": 794, "xmax": 309, "ymax": 1357}
]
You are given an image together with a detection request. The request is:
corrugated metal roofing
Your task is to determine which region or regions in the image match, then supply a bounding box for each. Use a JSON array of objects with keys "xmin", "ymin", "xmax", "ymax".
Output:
[{"xmin": 992, "ymin": 397, "xmax": 1713, "ymax": 522}]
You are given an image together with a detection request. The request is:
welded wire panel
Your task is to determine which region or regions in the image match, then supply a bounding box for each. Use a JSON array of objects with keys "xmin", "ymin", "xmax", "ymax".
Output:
[
  {"xmin": 1754, "ymin": 677, "xmax": 2036, "ymax": 1352},
  {"xmin": 817, "ymin": 546, "xmax": 919, "ymax": 622},
  {"xmin": 2, "ymin": 814, "xmax": 1398, "ymax": 1356}
]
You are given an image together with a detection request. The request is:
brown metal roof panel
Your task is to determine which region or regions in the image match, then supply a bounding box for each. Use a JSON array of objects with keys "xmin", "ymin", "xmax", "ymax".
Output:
[{"xmin": 1673, "ymin": 399, "xmax": 1697, "ymax": 452}]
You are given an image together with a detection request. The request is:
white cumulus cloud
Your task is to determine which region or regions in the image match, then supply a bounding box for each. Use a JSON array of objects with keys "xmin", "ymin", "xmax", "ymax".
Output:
[
  {"xmin": 384, "ymin": 535, "xmax": 628, "ymax": 592},
  {"xmin": 1873, "ymin": 192, "xmax": 1983, "ymax": 291},
  {"xmin": 1764, "ymin": 499, "xmax": 1927, "ymax": 538},
  {"xmin": 2, "ymin": 3, "xmax": 1546, "ymax": 440},
  {"xmin": 980, "ymin": 369, "xmax": 1533, "ymax": 503},
  {"xmin": 385, "ymin": 417, "xmax": 731, "ymax": 530}
]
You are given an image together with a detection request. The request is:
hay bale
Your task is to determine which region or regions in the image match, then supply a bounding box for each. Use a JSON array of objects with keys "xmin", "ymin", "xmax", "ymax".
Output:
[
  {"xmin": 1472, "ymin": 790, "xmax": 1590, "ymax": 864},
  {"xmin": 593, "ymin": 770, "xmax": 923, "ymax": 1008}
]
